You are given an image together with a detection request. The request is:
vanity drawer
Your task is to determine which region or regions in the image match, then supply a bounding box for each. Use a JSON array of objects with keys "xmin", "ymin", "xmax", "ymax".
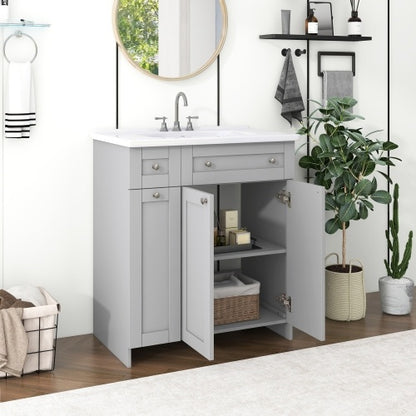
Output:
[
  {"xmin": 141, "ymin": 187, "xmax": 170, "ymax": 203},
  {"xmin": 187, "ymin": 143, "xmax": 287, "ymax": 185},
  {"xmin": 141, "ymin": 148, "xmax": 181, "ymax": 188}
]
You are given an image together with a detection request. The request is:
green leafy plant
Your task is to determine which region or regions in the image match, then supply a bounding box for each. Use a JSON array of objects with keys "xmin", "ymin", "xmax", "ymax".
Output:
[
  {"xmin": 118, "ymin": 0, "xmax": 159, "ymax": 75},
  {"xmin": 384, "ymin": 184, "xmax": 413, "ymax": 278},
  {"xmin": 298, "ymin": 97, "xmax": 399, "ymax": 269}
]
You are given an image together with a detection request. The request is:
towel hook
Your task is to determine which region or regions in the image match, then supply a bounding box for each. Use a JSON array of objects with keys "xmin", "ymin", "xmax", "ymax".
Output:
[
  {"xmin": 3, "ymin": 31, "xmax": 38, "ymax": 63},
  {"xmin": 281, "ymin": 48, "xmax": 307, "ymax": 57}
]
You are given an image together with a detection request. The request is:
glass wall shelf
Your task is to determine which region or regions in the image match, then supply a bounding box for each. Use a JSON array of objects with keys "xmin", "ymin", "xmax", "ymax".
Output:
[{"xmin": 0, "ymin": 19, "xmax": 50, "ymax": 28}]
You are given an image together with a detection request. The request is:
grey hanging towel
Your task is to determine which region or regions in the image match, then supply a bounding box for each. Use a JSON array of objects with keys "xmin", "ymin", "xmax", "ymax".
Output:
[
  {"xmin": 322, "ymin": 70, "xmax": 353, "ymax": 104},
  {"xmin": 275, "ymin": 49, "xmax": 305, "ymax": 125}
]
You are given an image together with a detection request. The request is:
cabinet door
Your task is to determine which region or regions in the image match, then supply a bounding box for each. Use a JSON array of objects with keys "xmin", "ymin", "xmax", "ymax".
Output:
[
  {"xmin": 140, "ymin": 187, "xmax": 181, "ymax": 347},
  {"xmin": 286, "ymin": 180, "xmax": 325, "ymax": 341},
  {"xmin": 182, "ymin": 187, "xmax": 214, "ymax": 360}
]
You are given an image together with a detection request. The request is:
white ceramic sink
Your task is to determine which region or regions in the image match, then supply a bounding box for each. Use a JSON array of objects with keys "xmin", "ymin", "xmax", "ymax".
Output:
[
  {"xmin": 127, "ymin": 128, "xmax": 253, "ymax": 139},
  {"xmin": 91, "ymin": 126, "xmax": 299, "ymax": 148}
]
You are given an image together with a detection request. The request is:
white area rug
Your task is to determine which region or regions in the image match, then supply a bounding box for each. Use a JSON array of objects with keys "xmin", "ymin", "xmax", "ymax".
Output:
[{"xmin": 2, "ymin": 330, "xmax": 416, "ymax": 415}]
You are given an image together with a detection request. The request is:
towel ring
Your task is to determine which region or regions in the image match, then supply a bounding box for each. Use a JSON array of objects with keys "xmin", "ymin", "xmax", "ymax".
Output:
[{"xmin": 3, "ymin": 31, "xmax": 38, "ymax": 63}]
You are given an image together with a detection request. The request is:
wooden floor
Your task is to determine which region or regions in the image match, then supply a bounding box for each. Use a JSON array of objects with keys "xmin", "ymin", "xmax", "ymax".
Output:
[{"xmin": 1, "ymin": 291, "xmax": 416, "ymax": 403}]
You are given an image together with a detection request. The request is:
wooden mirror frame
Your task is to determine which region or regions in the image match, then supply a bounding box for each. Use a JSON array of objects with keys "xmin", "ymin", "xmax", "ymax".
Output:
[{"xmin": 113, "ymin": 0, "xmax": 228, "ymax": 81}]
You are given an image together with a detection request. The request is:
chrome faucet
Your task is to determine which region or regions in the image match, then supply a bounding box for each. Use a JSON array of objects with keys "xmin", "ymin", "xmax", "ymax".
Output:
[{"xmin": 173, "ymin": 92, "xmax": 188, "ymax": 131}]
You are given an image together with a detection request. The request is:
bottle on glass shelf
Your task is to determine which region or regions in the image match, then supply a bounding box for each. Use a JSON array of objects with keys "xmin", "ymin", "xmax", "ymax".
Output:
[
  {"xmin": 305, "ymin": 9, "xmax": 318, "ymax": 35},
  {"xmin": 348, "ymin": 11, "xmax": 362, "ymax": 36},
  {"xmin": 0, "ymin": 0, "xmax": 9, "ymax": 21}
]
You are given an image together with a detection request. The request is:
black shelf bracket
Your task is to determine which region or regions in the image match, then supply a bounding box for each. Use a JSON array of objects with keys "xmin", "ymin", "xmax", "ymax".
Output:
[{"xmin": 317, "ymin": 51, "xmax": 356, "ymax": 76}]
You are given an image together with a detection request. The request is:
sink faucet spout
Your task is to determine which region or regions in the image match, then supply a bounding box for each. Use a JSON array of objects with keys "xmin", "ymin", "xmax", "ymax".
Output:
[{"xmin": 173, "ymin": 92, "xmax": 188, "ymax": 131}]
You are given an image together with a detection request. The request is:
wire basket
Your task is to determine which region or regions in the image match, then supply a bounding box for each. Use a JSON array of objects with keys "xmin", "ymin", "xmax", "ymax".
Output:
[{"xmin": 0, "ymin": 288, "xmax": 60, "ymax": 378}]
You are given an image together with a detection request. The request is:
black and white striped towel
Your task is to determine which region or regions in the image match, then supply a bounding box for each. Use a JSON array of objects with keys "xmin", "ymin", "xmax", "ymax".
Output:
[{"xmin": 5, "ymin": 62, "xmax": 36, "ymax": 139}]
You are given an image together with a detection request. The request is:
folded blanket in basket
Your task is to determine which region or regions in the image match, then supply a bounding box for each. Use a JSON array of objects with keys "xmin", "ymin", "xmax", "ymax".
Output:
[
  {"xmin": 214, "ymin": 272, "xmax": 260, "ymax": 299},
  {"xmin": 0, "ymin": 308, "xmax": 29, "ymax": 377},
  {"xmin": 0, "ymin": 289, "xmax": 35, "ymax": 309},
  {"xmin": 6, "ymin": 285, "xmax": 45, "ymax": 307}
]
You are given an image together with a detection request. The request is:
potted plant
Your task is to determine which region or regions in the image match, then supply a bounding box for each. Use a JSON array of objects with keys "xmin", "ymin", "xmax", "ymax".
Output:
[
  {"xmin": 380, "ymin": 183, "xmax": 414, "ymax": 315},
  {"xmin": 297, "ymin": 97, "xmax": 398, "ymax": 320}
]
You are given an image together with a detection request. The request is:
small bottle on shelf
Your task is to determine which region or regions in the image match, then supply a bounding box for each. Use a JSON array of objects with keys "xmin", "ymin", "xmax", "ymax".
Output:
[
  {"xmin": 217, "ymin": 230, "xmax": 226, "ymax": 246},
  {"xmin": 305, "ymin": 9, "xmax": 318, "ymax": 35},
  {"xmin": 348, "ymin": 11, "xmax": 362, "ymax": 36},
  {"xmin": 0, "ymin": 0, "xmax": 9, "ymax": 21}
]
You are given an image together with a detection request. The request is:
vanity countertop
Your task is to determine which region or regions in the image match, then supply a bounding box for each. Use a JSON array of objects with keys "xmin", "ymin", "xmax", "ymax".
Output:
[{"xmin": 91, "ymin": 126, "xmax": 299, "ymax": 148}]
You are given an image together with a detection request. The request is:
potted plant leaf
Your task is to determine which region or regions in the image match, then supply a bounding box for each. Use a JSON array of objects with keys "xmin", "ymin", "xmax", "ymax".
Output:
[
  {"xmin": 380, "ymin": 183, "xmax": 414, "ymax": 314},
  {"xmin": 297, "ymin": 97, "xmax": 399, "ymax": 321}
]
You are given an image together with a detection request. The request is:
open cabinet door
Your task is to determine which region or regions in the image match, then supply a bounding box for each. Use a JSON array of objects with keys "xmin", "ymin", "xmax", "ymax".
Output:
[
  {"xmin": 182, "ymin": 187, "xmax": 214, "ymax": 360},
  {"xmin": 286, "ymin": 180, "xmax": 325, "ymax": 341}
]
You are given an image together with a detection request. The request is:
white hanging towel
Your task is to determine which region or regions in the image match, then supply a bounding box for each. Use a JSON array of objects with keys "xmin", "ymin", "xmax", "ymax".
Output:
[{"xmin": 4, "ymin": 62, "xmax": 36, "ymax": 139}]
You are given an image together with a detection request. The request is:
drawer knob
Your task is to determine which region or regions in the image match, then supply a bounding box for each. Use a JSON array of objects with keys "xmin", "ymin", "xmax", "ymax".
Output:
[
  {"xmin": 152, "ymin": 163, "xmax": 160, "ymax": 171},
  {"xmin": 269, "ymin": 157, "xmax": 277, "ymax": 164},
  {"xmin": 200, "ymin": 198, "xmax": 208, "ymax": 205},
  {"xmin": 153, "ymin": 192, "xmax": 160, "ymax": 199},
  {"xmin": 205, "ymin": 161, "xmax": 212, "ymax": 168}
]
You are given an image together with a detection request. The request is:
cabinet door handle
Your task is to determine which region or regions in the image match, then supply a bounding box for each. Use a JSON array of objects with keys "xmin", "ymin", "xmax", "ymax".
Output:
[
  {"xmin": 204, "ymin": 161, "xmax": 212, "ymax": 168},
  {"xmin": 153, "ymin": 192, "xmax": 160, "ymax": 199},
  {"xmin": 200, "ymin": 197, "xmax": 208, "ymax": 205},
  {"xmin": 152, "ymin": 163, "xmax": 160, "ymax": 171},
  {"xmin": 269, "ymin": 157, "xmax": 276, "ymax": 164}
]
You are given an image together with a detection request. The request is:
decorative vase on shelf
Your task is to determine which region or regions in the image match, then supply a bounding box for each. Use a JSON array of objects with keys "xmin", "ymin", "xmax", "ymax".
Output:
[{"xmin": 348, "ymin": 11, "xmax": 362, "ymax": 36}]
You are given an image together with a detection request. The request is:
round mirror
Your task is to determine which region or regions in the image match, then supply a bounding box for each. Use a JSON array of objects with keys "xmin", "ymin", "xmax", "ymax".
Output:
[{"xmin": 113, "ymin": 0, "xmax": 228, "ymax": 80}]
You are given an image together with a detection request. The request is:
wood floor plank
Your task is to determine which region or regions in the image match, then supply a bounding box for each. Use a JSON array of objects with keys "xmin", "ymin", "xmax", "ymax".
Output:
[{"xmin": 1, "ymin": 291, "xmax": 415, "ymax": 403}]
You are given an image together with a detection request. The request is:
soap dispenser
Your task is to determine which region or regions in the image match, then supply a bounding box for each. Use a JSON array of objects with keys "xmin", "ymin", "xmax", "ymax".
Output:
[{"xmin": 305, "ymin": 8, "xmax": 318, "ymax": 35}]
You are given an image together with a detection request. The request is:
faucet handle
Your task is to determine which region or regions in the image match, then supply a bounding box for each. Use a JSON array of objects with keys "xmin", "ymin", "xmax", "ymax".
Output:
[
  {"xmin": 186, "ymin": 115, "xmax": 199, "ymax": 131},
  {"xmin": 155, "ymin": 116, "xmax": 168, "ymax": 132}
]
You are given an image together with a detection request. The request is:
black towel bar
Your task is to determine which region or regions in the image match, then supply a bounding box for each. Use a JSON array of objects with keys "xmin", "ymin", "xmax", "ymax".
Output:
[
  {"xmin": 281, "ymin": 48, "xmax": 307, "ymax": 57},
  {"xmin": 317, "ymin": 51, "xmax": 356, "ymax": 76}
]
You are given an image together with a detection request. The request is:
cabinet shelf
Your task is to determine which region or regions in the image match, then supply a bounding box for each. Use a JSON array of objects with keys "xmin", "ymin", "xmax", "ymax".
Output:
[
  {"xmin": 213, "ymin": 238, "xmax": 286, "ymax": 261},
  {"xmin": 214, "ymin": 307, "xmax": 285, "ymax": 334},
  {"xmin": 259, "ymin": 34, "xmax": 372, "ymax": 42}
]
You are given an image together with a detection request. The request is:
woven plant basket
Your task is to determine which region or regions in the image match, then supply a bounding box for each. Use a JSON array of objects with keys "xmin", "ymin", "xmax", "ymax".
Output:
[{"xmin": 325, "ymin": 253, "xmax": 366, "ymax": 321}]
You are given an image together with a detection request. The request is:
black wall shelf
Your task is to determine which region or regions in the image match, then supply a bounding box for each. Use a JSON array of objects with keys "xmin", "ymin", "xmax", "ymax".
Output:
[
  {"xmin": 259, "ymin": 34, "xmax": 372, "ymax": 41},
  {"xmin": 260, "ymin": 1, "xmax": 372, "ymax": 182}
]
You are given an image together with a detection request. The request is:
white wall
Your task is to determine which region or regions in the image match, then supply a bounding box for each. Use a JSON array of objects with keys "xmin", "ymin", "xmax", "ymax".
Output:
[
  {"xmin": 218, "ymin": 0, "xmax": 388, "ymax": 293},
  {"xmin": 1, "ymin": 0, "xmax": 115, "ymax": 337},
  {"xmin": 0, "ymin": 0, "xmax": 411, "ymax": 338},
  {"xmin": 391, "ymin": 1, "xmax": 416, "ymax": 280}
]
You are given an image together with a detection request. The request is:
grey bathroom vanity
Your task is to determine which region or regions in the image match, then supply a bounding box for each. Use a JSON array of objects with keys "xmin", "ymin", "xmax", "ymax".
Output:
[{"xmin": 92, "ymin": 127, "xmax": 325, "ymax": 367}]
